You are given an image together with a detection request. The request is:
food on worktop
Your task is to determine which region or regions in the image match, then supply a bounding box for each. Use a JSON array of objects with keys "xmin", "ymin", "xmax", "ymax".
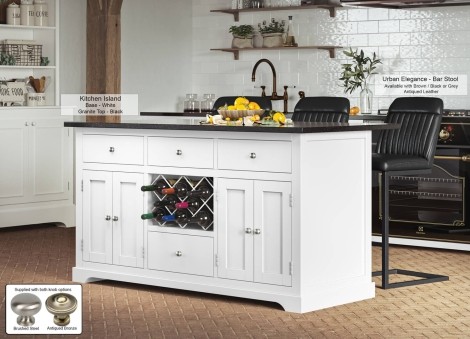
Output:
[{"xmin": 349, "ymin": 106, "xmax": 360, "ymax": 115}]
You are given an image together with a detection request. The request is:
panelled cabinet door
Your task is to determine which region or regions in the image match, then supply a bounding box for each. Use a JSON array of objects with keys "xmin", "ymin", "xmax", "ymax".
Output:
[
  {"xmin": 253, "ymin": 181, "xmax": 292, "ymax": 286},
  {"xmin": 217, "ymin": 178, "xmax": 254, "ymax": 282},
  {"xmin": 112, "ymin": 172, "xmax": 144, "ymax": 268},
  {"xmin": 0, "ymin": 120, "xmax": 28, "ymax": 205},
  {"xmin": 30, "ymin": 119, "xmax": 72, "ymax": 202},
  {"xmin": 82, "ymin": 171, "xmax": 113, "ymax": 264}
]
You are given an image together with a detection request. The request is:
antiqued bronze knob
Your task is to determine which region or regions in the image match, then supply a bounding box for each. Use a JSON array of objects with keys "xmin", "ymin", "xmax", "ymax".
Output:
[
  {"xmin": 45, "ymin": 293, "xmax": 78, "ymax": 326},
  {"xmin": 11, "ymin": 293, "xmax": 42, "ymax": 326}
]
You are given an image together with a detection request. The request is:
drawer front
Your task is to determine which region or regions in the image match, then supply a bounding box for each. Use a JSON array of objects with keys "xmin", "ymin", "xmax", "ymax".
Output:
[
  {"xmin": 148, "ymin": 137, "xmax": 214, "ymax": 168},
  {"xmin": 148, "ymin": 232, "xmax": 214, "ymax": 277},
  {"xmin": 218, "ymin": 139, "xmax": 292, "ymax": 173},
  {"xmin": 83, "ymin": 134, "xmax": 144, "ymax": 165}
]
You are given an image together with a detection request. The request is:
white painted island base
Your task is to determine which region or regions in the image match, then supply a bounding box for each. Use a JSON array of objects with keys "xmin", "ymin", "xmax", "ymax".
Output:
[{"xmin": 72, "ymin": 127, "xmax": 374, "ymax": 313}]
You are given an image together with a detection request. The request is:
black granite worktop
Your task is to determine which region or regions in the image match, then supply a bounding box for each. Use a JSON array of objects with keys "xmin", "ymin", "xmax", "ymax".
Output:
[{"xmin": 64, "ymin": 116, "xmax": 397, "ymax": 134}]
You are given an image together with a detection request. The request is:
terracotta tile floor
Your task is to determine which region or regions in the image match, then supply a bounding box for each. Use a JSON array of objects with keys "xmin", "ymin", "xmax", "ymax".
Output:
[{"xmin": 1, "ymin": 224, "xmax": 470, "ymax": 338}]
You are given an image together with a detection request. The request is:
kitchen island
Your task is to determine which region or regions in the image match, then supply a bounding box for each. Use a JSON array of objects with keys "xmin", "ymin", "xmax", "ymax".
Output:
[{"xmin": 66, "ymin": 116, "xmax": 396, "ymax": 313}]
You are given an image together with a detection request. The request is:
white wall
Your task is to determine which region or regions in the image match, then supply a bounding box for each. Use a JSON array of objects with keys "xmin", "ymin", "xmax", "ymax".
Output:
[
  {"xmin": 121, "ymin": 0, "xmax": 193, "ymax": 112},
  {"xmin": 192, "ymin": 0, "xmax": 470, "ymax": 112},
  {"xmin": 60, "ymin": 0, "xmax": 86, "ymax": 95}
]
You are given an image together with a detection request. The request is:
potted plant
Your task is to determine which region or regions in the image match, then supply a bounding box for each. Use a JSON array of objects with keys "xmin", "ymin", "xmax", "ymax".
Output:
[
  {"xmin": 258, "ymin": 18, "xmax": 285, "ymax": 48},
  {"xmin": 229, "ymin": 24, "xmax": 255, "ymax": 49},
  {"xmin": 339, "ymin": 48, "xmax": 381, "ymax": 114}
]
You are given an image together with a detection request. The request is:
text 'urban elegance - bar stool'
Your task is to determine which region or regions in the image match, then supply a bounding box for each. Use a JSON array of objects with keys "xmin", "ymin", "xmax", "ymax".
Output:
[
  {"xmin": 372, "ymin": 97, "xmax": 449, "ymax": 289},
  {"xmin": 293, "ymin": 96, "xmax": 350, "ymax": 123}
]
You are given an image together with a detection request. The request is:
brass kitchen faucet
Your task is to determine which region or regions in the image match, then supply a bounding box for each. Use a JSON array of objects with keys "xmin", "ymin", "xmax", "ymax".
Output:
[{"xmin": 251, "ymin": 58, "xmax": 288, "ymax": 113}]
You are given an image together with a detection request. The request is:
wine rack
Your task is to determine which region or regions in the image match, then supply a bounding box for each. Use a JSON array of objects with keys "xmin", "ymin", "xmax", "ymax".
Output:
[{"xmin": 144, "ymin": 174, "xmax": 214, "ymax": 231}]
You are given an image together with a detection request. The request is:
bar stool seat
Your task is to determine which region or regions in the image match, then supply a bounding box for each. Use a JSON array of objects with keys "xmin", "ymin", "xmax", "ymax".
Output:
[{"xmin": 372, "ymin": 97, "xmax": 449, "ymax": 289}]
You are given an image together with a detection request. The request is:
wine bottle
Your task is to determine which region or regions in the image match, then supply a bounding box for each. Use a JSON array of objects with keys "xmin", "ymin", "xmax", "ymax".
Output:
[
  {"xmin": 187, "ymin": 184, "xmax": 212, "ymax": 200},
  {"xmin": 193, "ymin": 210, "xmax": 212, "ymax": 228},
  {"xmin": 141, "ymin": 179, "xmax": 175, "ymax": 194},
  {"xmin": 153, "ymin": 195, "xmax": 178, "ymax": 208},
  {"xmin": 285, "ymin": 15, "xmax": 297, "ymax": 47},
  {"xmin": 175, "ymin": 197, "xmax": 200, "ymax": 212},
  {"xmin": 162, "ymin": 181, "xmax": 191, "ymax": 197},
  {"xmin": 141, "ymin": 207, "xmax": 166, "ymax": 222}
]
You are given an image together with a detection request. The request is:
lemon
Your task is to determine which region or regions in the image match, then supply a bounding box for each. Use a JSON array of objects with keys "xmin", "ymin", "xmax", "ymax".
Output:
[
  {"xmin": 248, "ymin": 102, "xmax": 260, "ymax": 110},
  {"xmin": 349, "ymin": 106, "xmax": 360, "ymax": 115},
  {"xmin": 227, "ymin": 105, "xmax": 236, "ymax": 110},
  {"xmin": 234, "ymin": 97, "xmax": 249, "ymax": 106},
  {"xmin": 273, "ymin": 112, "xmax": 286, "ymax": 125},
  {"xmin": 235, "ymin": 104, "xmax": 247, "ymax": 110}
]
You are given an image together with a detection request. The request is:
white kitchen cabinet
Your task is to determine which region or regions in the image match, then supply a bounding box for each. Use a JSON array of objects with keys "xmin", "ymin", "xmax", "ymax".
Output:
[
  {"xmin": 82, "ymin": 170, "xmax": 144, "ymax": 268},
  {"xmin": 0, "ymin": 108, "xmax": 74, "ymax": 228},
  {"xmin": 217, "ymin": 178, "xmax": 292, "ymax": 286}
]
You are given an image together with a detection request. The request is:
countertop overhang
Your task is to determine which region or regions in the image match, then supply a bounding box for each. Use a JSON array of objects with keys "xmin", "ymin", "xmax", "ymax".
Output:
[{"xmin": 64, "ymin": 116, "xmax": 397, "ymax": 134}]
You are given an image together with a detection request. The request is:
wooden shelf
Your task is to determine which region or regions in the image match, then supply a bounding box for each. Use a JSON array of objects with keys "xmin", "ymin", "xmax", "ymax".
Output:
[
  {"xmin": 341, "ymin": 0, "xmax": 470, "ymax": 9},
  {"xmin": 210, "ymin": 4, "xmax": 340, "ymax": 21},
  {"xmin": 210, "ymin": 46, "xmax": 342, "ymax": 60},
  {"xmin": 0, "ymin": 65, "xmax": 56, "ymax": 69}
]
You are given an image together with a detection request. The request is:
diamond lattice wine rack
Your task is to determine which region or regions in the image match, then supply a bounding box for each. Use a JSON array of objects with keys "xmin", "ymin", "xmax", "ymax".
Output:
[{"xmin": 142, "ymin": 175, "xmax": 214, "ymax": 231}]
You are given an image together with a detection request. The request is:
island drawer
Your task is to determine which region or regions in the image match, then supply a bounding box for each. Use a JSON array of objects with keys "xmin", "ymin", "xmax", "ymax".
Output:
[
  {"xmin": 82, "ymin": 134, "xmax": 144, "ymax": 165},
  {"xmin": 147, "ymin": 137, "xmax": 214, "ymax": 168},
  {"xmin": 147, "ymin": 232, "xmax": 214, "ymax": 277},
  {"xmin": 217, "ymin": 139, "xmax": 292, "ymax": 173}
]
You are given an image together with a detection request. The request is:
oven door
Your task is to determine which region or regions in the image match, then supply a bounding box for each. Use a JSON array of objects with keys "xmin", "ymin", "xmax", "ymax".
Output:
[{"xmin": 372, "ymin": 147, "xmax": 470, "ymax": 242}]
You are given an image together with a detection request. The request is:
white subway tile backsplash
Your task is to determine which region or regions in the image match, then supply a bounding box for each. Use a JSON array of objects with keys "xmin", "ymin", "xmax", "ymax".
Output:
[
  {"xmin": 192, "ymin": 4, "xmax": 470, "ymax": 109},
  {"xmin": 357, "ymin": 21, "xmax": 378, "ymax": 34}
]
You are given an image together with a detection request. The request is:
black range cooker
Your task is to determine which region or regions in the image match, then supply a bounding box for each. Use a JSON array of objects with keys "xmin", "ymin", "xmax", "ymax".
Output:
[{"xmin": 371, "ymin": 109, "xmax": 470, "ymax": 251}]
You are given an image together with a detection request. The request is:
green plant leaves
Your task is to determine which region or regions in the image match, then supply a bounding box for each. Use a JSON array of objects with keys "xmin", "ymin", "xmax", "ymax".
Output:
[{"xmin": 340, "ymin": 48, "xmax": 381, "ymax": 94}]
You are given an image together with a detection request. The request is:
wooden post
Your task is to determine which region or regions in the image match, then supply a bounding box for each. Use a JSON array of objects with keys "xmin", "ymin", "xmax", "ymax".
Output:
[{"xmin": 86, "ymin": 0, "xmax": 123, "ymax": 122}]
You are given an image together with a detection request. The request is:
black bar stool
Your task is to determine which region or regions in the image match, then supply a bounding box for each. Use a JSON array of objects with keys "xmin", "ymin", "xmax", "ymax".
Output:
[
  {"xmin": 293, "ymin": 96, "xmax": 350, "ymax": 122},
  {"xmin": 372, "ymin": 97, "xmax": 449, "ymax": 289}
]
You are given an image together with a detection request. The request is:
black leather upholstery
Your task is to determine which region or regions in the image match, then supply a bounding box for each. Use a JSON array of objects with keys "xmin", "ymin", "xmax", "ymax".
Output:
[
  {"xmin": 211, "ymin": 96, "xmax": 272, "ymax": 113},
  {"xmin": 292, "ymin": 96, "xmax": 350, "ymax": 123},
  {"xmin": 372, "ymin": 97, "xmax": 448, "ymax": 289},
  {"xmin": 373, "ymin": 97, "xmax": 443, "ymax": 172}
]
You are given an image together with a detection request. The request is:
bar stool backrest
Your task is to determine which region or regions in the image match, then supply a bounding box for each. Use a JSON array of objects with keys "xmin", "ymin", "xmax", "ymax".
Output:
[{"xmin": 293, "ymin": 96, "xmax": 350, "ymax": 123}]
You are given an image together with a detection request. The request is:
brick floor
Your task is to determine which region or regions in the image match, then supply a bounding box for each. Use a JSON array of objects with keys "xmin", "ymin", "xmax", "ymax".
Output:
[{"xmin": 0, "ymin": 224, "xmax": 469, "ymax": 338}]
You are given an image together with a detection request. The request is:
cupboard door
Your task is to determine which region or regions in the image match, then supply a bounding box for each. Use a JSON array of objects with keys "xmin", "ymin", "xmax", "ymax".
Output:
[
  {"xmin": 253, "ymin": 181, "xmax": 292, "ymax": 286},
  {"xmin": 30, "ymin": 119, "xmax": 71, "ymax": 202},
  {"xmin": 112, "ymin": 172, "xmax": 144, "ymax": 268},
  {"xmin": 82, "ymin": 171, "xmax": 113, "ymax": 264},
  {"xmin": 217, "ymin": 178, "xmax": 254, "ymax": 282},
  {"xmin": 0, "ymin": 121, "xmax": 28, "ymax": 205}
]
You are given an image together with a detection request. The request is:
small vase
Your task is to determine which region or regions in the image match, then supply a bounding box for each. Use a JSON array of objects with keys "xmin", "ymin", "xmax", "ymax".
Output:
[
  {"xmin": 262, "ymin": 33, "xmax": 283, "ymax": 48},
  {"xmin": 360, "ymin": 83, "xmax": 373, "ymax": 114}
]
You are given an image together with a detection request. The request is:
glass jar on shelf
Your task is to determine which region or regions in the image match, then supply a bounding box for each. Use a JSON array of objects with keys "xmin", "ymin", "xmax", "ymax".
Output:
[{"xmin": 200, "ymin": 94, "xmax": 216, "ymax": 113}]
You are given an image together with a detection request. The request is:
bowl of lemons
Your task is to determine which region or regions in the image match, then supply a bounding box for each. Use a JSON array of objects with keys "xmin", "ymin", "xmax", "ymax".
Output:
[{"xmin": 217, "ymin": 97, "xmax": 264, "ymax": 119}]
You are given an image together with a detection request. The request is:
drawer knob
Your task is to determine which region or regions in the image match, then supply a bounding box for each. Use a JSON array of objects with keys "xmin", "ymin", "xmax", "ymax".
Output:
[
  {"xmin": 105, "ymin": 215, "xmax": 111, "ymax": 221},
  {"xmin": 245, "ymin": 228, "xmax": 252, "ymax": 234},
  {"xmin": 109, "ymin": 147, "xmax": 115, "ymax": 153},
  {"xmin": 250, "ymin": 153, "xmax": 256, "ymax": 159},
  {"xmin": 176, "ymin": 149, "xmax": 183, "ymax": 156},
  {"xmin": 113, "ymin": 216, "xmax": 119, "ymax": 222},
  {"xmin": 175, "ymin": 251, "xmax": 183, "ymax": 257},
  {"xmin": 254, "ymin": 229, "xmax": 261, "ymax": 235},
  {"xmin": 11, "ymin": 293, "xmax": 42, "ymax": 326},
  {"xmin": 45, "ymin": 293, "xmax": 78, "ymax": 327}
]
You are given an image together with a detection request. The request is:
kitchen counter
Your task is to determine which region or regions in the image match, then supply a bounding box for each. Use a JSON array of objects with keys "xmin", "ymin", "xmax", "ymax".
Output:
[
  {"xmin": 64, "ymin": 115, "xmax": 396, "ymax": 133},
  {"xmin": 68, "ymin": 118, "xmax": 397, "ymax": 313}
]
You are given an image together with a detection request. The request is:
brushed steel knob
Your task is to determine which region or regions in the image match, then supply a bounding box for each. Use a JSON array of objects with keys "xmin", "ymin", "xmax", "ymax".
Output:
[
  {"xmin": 245, "ymin": 228, "xmax": 252, "ymax": 234},
  {"xmin": 176, "ymin": 251, "xmax": 183, "ymax": 257},
  {"xmin": 254, "ymin": 229, "xmax": 261, "ymax": 235},
  {"xmin": 113, "ymin": 216, "xmax": 119, "ymax": 221},
  {"xmin": 25, "ymin": 122, "xmax": 29, "ymax": 126},
  {"xmin": 250, "ymin": 153, "xmax": 256, "ymax": 159},
  {"xmin": 439, "ymin": 129, "xmax": 450, "ymax": 141},
  {"xmin": 105, "ymin": 215, "xmax": 111, "ymax": 221},
  {"xmin": 45, "ymin": 293, "xmax": 78, "ymax": 327},
  {"xmin": 31, "ymin": 122, "xmax": 36, "ymax": 126},
  {"xmin": 11, "ymin": 293, "xmax": 42, "ymax": 326},
  {"xmin": 176, "ymin": 149, "xmax": 183, "ymax": 156},
  {"xmin": 109, "ymin": 147, "xmax": 115, "ymax": 153}
]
